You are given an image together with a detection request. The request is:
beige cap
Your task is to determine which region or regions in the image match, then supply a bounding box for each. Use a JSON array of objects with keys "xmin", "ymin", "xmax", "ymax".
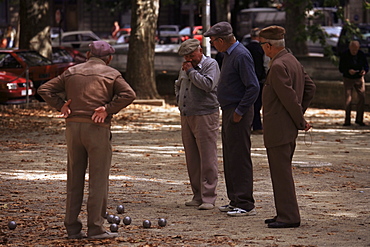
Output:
[{"xmin": 178, "ymin": 39, "xmax": 200, "ymax": 56}]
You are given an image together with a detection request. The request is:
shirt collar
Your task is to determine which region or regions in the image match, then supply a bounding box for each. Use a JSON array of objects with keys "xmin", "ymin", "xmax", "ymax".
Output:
[
  {"xmin": 226, "ymin": 40, "xmax": 239, "ymax": 55},
  {"xmin": 195, "ymin": 55, "xmax": 206, "ymax": 70}
]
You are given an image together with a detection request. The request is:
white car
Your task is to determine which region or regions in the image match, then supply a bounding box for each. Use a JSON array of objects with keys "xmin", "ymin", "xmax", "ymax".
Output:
[
  {"xmin": 51, "ymin": 30, "xmax": 101, "ymax": 50},
  {"xmin": 307, "ymin": 26, "xmax": 342, "ymax": 54}
]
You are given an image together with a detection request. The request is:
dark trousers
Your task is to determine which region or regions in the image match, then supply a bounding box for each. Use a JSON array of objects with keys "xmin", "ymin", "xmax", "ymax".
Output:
[
  {"xmin": 266, "ymin": 142, "xmax": 300, "ymax": 224},
  {"xmin": 252, "ymin": 82, "xmax": 264, "ymax": 130},
  {"xmin": 343, "ymin": 77, "xmax": 366, "ymax": 124},
  {"xmin": 221, "ymin": 107, "xmax": 255, "ymax": 211}
]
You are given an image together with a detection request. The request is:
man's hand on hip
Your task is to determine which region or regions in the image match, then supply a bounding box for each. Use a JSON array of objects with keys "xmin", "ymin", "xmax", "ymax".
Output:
[{"xmin": 92, "ymin": 106, "xmax": 108, "ymax": 123}]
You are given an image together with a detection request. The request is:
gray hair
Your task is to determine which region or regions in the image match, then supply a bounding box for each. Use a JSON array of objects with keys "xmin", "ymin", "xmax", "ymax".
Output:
[{"xmin": 219, "ymin": 33, "xmax": 236, "ymax": 43}]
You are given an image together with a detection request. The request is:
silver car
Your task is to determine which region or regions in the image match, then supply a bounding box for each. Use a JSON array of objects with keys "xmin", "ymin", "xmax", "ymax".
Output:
[{"xmin": 51, "ymin": 30, "xmax": 101, "ymax": 51}]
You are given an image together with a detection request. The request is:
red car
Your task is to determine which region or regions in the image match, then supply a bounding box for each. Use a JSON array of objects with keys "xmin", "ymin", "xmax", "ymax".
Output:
[
  {"xmin": 113, "ymin": 28, "xmax": 131, "ymax": 39},
  {"xmin": 179, "ymin": 26, "xmax": 203, "ymax": 42},
  {"xmin": 0, "ymin": 71, "xmax": 35, "ymax": 104},
  {"xmin": 0, "ymin": 49, "xmax": 59, "ymax": 101},
  {"xmin": 51, "ymin": 47, "xmax": 86, "ymax": 75}
]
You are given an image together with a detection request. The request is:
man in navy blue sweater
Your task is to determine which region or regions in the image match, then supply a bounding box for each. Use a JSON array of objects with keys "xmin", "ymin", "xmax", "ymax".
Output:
[{"xmin": 204, "ymin": 22, "xmax": 260, "ymax": 217}]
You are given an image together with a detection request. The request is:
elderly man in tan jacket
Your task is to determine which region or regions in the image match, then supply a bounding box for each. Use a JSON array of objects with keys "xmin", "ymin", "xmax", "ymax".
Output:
[{"xmin": 259, "ymin": 26, "xmax": 316, "ymax": 228}]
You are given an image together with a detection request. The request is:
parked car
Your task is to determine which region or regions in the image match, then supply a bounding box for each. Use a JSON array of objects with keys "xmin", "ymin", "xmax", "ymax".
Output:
[
  {"xmin": 157, "ymin": 25, "xmax": 181, "ymax": 44},
  {"xmin": 240, "ymin": 34, "xmax": 251, "ymax": 47},
  {"xmin": 307, "ymin": 26, "xmax": 342, "ymax": 54},
  {"xmin": 115, "ymin": 27, "xmax": 131, "ymax": 38},
  {"xmin": 51, "ymin": 47, "xmax": 86, "ymax": 74},
  {"xmin": 50, "ymin": 27, "xmax": 63, "ymax": 40},
  {"xmin": 51, "ymin": 30, "xmax": 101, "ymax": 51},
  {"xmin": 179, "ymin": 26, "xmax": 203, "ymax": 42},
  {"xmin": 0, "ymin": 71, "xmax": 35, "ymax": 104},
  {"xmin": 0, "ymin": 49, "xmax": 59, "ymax": 101},
  {"xmin": 337, "ymin": 23, "xmax": 370, "ymax": 56},
  {"xmin": 116, "ymin": 33, "xmax": 130, "ymax": 44}
]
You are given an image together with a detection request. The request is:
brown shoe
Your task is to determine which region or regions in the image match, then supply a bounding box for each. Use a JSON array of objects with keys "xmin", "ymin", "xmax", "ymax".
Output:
[
  {"xmin": 198, "ymin": 203, "xmax": 214, "ymax": 210},
  {"xmin": 68, "ymin": 231, "xmax": 87, "ymax": 239},
  {"xmin": 185, "ymin": 200, "xmax": 201, "ymax": 206},
  {"xmin": 267, "ymin": 221, "xmax": 300, "ymax": 228},
  {"xmin": 89, "ymin": 231, "xmax": 118, "ymax": 239},
  {"xmin": 252, "ymin": 129, "xmax": 263, "ymax": 135}
]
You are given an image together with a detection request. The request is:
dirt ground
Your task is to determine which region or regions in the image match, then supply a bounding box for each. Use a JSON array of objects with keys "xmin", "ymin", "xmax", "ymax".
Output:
[{"xmin": 0, "ymin": 102, "xmax": 369, "ymax": 247}]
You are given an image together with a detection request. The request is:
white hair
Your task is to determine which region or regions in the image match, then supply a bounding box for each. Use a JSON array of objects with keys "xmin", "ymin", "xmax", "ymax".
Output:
[{"xmin": 266, "ymin": 39, "xmax": 285, "ymax": 47}]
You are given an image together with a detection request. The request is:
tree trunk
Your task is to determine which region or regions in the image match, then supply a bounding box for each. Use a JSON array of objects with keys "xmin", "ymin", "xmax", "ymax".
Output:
[
  {"xmin": 19, "ymin": 0, "xmax": 51, "ymax": 59},
  {"xmin": 284, "ymin": 0, "xmax": 309, "ymax": 55},
  {"xmin": 216, "ymin": 0, "xmax": 230, "ymax": 22},
  {"xmin": 126, "ymin": 0, "xmax": 160, "ymax": 99}
]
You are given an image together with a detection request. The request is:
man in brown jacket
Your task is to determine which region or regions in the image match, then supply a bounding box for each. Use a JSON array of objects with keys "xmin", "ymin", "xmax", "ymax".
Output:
[
  {"xmin": 259, "ymin": 26, "xmax": 316, "ymax": 228},
  {"xmin": 38, "ymin": 41, "xmax": 136, "ymax": 239}
]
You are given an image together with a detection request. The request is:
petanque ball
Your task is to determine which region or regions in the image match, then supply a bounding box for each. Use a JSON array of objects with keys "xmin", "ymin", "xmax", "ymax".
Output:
[
  {"xmin": 107, "ymin": 214, "xmax": 115, "ymax": 223},
  {"xmin": 158, "ymin": 218, "xmax": 167, "ymax": 227},
  {"xmin": 8, "ymin": 221, "xmax": 17, "ymax": 230},
  {"xmin": 113, "ymin": 215, "xmax": 121, "ymax": 224},
  {"xmin": 143, "ymin": 220, "xmax": 151, "ymax": 228},
  {"xmin": 123, "ymin": 216, "xmax": 132, "ymax": 225},
  {"xmin": 103, "ymin": 212, "xmax": 108, "ymax": 219},
  {"xmin": 116, "ymin": 205, "xmax": 125, "ymax": 214},
  {"xmin": 110, "ymin": 223, "xmax": 118, "ymax": 232}
]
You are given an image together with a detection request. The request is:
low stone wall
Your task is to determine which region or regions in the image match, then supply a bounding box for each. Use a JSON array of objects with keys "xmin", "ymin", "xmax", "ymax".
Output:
[
  {"xmin": 296, "ymin": 55, "xmax": 370, "ymax": 111},
  {"xmin": 296, "ymin": 55, "xmax": 370, "ymax": 82},
  {"xmin": 114, "ymin": 52, "xmax": 370, "ymax": 111},
  {"xmin": 310, "ymin": 81, "xmax": 370, "ymax": 111}
]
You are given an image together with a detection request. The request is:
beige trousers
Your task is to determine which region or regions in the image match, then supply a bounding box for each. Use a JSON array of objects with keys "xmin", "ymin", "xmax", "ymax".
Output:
[
  {"xmin": 181, "ymin": 112, "xmax": 219, "ymax": 204},
  {"xmin": 343, "ymin": 77, "xmax": 366, "ymax": 124},
  {"xmin": 64, "ymin": 122, "xmax": 112, "ymax": 236}
]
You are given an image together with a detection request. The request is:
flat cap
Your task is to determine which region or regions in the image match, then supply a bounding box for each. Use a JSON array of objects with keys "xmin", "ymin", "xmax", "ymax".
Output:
[
  {"xmin": 203, "ymin": 21, "xmax": 233, "ymax": 37},
  {"xmin": 259, "ymin": 25, "xmax": 285, "ymax": 40},
  {"xmin": 89, "ymin": 41, "xmax": 115, "ymax": 57},
  {"xmin": 250, "ymin": 27, "xmax": 260, "ymax": 37},
  {"xmin": 178, "ymin": 39, "xmax": 200, "ymax": 56}
]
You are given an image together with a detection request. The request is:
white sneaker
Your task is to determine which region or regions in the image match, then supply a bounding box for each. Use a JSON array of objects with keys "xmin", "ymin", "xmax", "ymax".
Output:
[
  {"xmin": 89, "ymin": 231, "xmax": 118, "ymax": 239},
  {"xmin": 218, "ymin": 204, "xmax": 235, "ymax": 212},
  {"xmin": 227, "ymin": 207, "xmax": 257, "ymax": 217}
]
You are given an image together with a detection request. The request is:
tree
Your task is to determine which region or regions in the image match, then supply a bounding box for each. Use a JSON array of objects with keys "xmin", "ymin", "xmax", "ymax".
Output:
[
  {"xmin": 19, "ymin": 0, "xmax": 51, "ymax": 59},
  {"xmin": 125, "ymin": 0, "xmax": 160, "ymax": 99},
  {"xmin": 284, "ymin": 0, "xmax": 311, "ymax": 55}
]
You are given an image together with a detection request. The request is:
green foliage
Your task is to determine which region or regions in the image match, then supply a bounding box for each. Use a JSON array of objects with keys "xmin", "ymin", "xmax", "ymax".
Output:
[
  {"xmin": 284, "ymin": 0, "xmax": 313, "ymax": 47},
  {"xmin": 337, "ymin": 19, "xmax": 363, "ymax": 46},
  {"xmin": 365, "ymin": 0, "xmax": 370, "ymax": 9}
]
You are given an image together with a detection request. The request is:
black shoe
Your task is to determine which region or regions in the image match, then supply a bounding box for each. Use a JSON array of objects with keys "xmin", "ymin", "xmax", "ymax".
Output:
[
  {"xmin": 343, "ymin": 123, "xmax": 351, "ymax": 126},
  {"xmin": 264, "ymin": 216, "xmax": 277, "ymax": 224},
  {"xmin": 268, "ymin": 221, "xmax": 300, "ymax": 228},
  {"xmin": 355, "ymin": 121, "xmax": 366, "ymax": 126}
]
